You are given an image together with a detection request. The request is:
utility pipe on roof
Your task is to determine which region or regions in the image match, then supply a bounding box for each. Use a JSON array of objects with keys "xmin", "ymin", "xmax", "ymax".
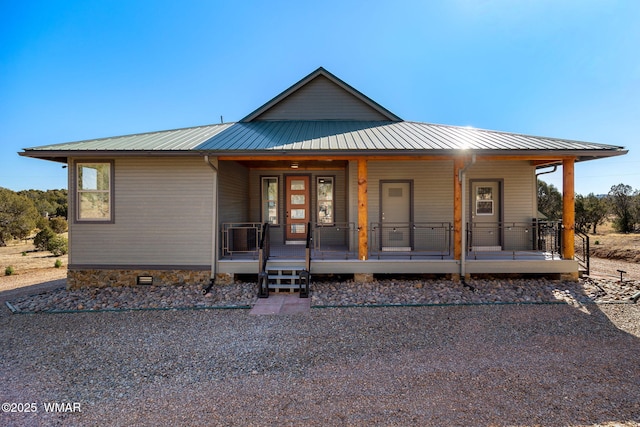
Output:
[
  {"xmin": 459, "ymin": 154, "xmax": 476, "ymax": 282},
  {"xmin": 204, "ymin": 156, "xmax": 219, "ymax": 282}
]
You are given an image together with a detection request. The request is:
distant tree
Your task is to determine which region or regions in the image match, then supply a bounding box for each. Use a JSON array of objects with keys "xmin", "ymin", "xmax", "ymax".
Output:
[
  {"xmin": 537, "ymin": 179, "xmax": 562, "ymax": 220},
  {"xmin": 608, "ymin": 183, "xmax": 636, "ymax": 233},
  {"xmin": 575, "ymin": 193, "xmax": 608, "ymax": 234},
  {"xmin": 633, "ymin": 190, "xmax": 640, "ymax": 230},
  {"xmin": 575, "ymin": 195, "xmax": 588, "ymax": 233},
  {"xmin": 0, "ymin": 188, "xmax": 40, "ymax": 246},
  {"xmin": 34, "ymin": 227, "xmax": 56, "ymax": 251},
  {"xmin": 18, "ymin": 189, "xmax": 68, "ymax": 219}
]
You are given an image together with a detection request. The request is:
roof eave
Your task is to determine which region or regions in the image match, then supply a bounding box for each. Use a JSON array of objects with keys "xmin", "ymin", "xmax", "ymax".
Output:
[{"xmin": 20, "ymin": 147, "xmax": 627, "ymax": 162}]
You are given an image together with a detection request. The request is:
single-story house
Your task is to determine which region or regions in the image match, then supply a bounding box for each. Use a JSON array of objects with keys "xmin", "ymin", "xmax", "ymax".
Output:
[{"xmin": 21, "ymin": 67, "xmax": 627, "ymax": 291}]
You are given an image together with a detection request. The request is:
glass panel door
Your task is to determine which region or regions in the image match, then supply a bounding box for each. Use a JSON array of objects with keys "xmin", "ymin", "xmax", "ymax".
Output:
[{"xmin": 285, "ymin": 175, "xmax": 310, "ymax": 241}]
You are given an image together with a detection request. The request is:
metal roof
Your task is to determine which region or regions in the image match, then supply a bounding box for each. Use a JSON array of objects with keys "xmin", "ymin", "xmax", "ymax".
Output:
[{"xmin": 22, "ymin": 120, "xmax": 626, "ymax": 161}]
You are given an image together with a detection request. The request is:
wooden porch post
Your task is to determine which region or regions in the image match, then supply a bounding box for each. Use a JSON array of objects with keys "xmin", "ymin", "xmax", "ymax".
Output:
[
  {"xmin": 358, "ymin": 159, "xmax": 368, "ymax": 260},
  {"xmin": 562, "ymin": 158, "xmax": 576, "ymax": 260},
  {"xmin": 453, "ymin": 158, "xmax": 464, "ymax": 264}
]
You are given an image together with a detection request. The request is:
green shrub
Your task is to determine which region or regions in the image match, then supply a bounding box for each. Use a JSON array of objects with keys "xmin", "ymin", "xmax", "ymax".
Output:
[
  {"xmin": 21, "ymin": 251, "xmax": 27, "ymax": 256},
  {"xmin": 47, "ymin": 235, "xmax": 68, "ymax": 256},
  {"xmin": 49, "ymin": 217, "xmax": 68, "ymax": 234},
  {"xmin": 5, "ymin": 266, "xmax": 14, "ymax": 276},
  {"xmin": 54, "ymin": 259, "xmax": 63, "ymax": 268},
  {"xmin": 34, "ymin": 228, "xmax": 55, "ymax": 251}
]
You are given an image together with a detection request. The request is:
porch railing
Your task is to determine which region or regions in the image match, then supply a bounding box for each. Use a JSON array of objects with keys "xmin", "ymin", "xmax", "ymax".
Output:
[
  {"xmin": 574, "ymin": 230, "xmax": 590, "ymax": 275},
  {"xmin": 221, "ymin": 222, "xmax": 262, "ymax": 259},
  {"xmin": 313, "ymin": 222, "xmax": 358, "ymax": 259},
  {"xmin": 370, "ymin": 222, "xmax": 452, "ymax": 259},
  {"xmin": 257, "ymin": 223, "xmax": 270, "ymax": 298},
  {"xmin": 467, "ymin": 220, "xmax": 561, "ymax": 260},
  {"xmin": 221, "ymin": 220, "xmax": 564, "ymax": 261}
]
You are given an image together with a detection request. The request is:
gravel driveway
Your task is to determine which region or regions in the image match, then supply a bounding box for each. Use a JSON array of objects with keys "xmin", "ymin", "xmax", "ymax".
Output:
[
  {"xmin": 2, "ymin": 258, "xmax": 640, "ymax": 426},
  {"xmin": 2, "ymin": 299, "xmax": 640, "ymax": 426}
]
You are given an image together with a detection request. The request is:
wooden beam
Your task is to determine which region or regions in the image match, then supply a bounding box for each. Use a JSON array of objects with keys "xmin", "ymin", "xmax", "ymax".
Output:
[
  {"xmin": 358, "ymin": 159, "xmax": 368, "ymax": 260},
  {"xmin": 453, "ymin": 158, "xmax": 464, "ymax": 261},
  {"xmin": 562, "ymin": 158, "xmax": 575, "ymax": 260}
]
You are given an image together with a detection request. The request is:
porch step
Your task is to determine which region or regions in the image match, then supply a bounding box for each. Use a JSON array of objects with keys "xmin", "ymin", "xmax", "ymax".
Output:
[{"xmin": 265, "ymin": 264, "xmax": 305, "ymax": 289}]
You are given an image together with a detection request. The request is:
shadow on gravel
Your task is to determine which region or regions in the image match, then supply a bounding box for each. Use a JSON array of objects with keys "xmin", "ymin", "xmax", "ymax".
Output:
[
  {"xmin": 0, "ymin": 279, "xmax": 65, "ymax": 306},
  {"xmin": 1, "ymin": 280, "xmax": 639, "ymax": 426}
]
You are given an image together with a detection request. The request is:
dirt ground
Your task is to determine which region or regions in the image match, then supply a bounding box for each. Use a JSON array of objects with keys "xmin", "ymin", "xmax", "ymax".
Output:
[
  {"xmin": 0, "ymin": 239, "xmax": 68, "ymax": 294},
  {"xmin": 589, "ymin": 232, "xmax": 640, "ymax": 263}
]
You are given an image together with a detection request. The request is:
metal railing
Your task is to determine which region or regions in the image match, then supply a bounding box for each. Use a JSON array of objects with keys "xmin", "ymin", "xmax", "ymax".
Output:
[
  {"xmin": 221, "ymin": 220, "xmax": 565, "ymax": 262},
  {"xmin": 313, "ymin": 222, "xmax": 358, "ymax": 259},
  {"xmin": 370, "ymin": 222, "xmax": 452, "ymax": 259},
  {"xmin": 574, "ymin": 230, "xmax": 590, "ymax": 275},
  {"xmin": 221, "ymin": 223, "xmax": 262, "ymax": 259},
  {"xmin": 467, "ymin": 220, "xmax": 561, "ymax": 259},
  {"xmin": 536, "ymin": 220, "xmax": 561, "ymax": 256},
  {"xmin": 257, "ymin": 223, "xmax": 270, "ymax": 298}
]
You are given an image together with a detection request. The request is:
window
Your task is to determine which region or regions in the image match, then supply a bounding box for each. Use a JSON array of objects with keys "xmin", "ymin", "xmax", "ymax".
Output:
[
  {"xmin": 317, "ymin": 177, "xmax": 334, "ymax": 224},
  {"xmin": 476, "ymin": 186, "xmax": 494, "ymax": 215},
  {"xmin": 76, "ymin": 162, "xmax": 112, "ymax": 221},
  {"xmin": 261, "ymin": 177, "xmax": 278, "ymax": 225}
]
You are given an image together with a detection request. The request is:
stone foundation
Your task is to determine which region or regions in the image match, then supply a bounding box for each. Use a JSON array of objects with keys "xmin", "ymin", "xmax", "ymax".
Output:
[
  {"xmin": 560, "ymin": 271, "xmax": 580, "ymax": 282},
  {"xmin": 67, "ymin": 269, "xmax": 211, "ymax": 290},
  {"xmin": 215, "ymin": 273, "xmax": 235, "ymax": 285},
  {"xmin": 354, "ymin": 273, "xmax": 374, "ymax": 283}
]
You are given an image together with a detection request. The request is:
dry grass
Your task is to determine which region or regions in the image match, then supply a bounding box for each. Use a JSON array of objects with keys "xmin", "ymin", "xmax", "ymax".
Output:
[
  {"xmin": 0, "ymin": 238, "xmax": 68, "ymax": 274},
  {"xmin": 0, "ymin": 239, "xmax": 68, "ymax": 294},
  {"xmin": 588, "ymin": 220, "xmax": 640, "ymax": 263}
]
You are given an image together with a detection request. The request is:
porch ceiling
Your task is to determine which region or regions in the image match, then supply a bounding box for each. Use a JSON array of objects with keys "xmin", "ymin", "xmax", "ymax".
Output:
[{"xmin": 232, "ymin": 159, "xmax": 348, "ymax": 169}]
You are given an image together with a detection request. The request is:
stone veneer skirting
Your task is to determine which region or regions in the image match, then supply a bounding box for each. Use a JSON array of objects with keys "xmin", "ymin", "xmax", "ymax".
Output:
[{"xmin": 67, "ymin": 268, "xmax": 212, "ymax": 290}]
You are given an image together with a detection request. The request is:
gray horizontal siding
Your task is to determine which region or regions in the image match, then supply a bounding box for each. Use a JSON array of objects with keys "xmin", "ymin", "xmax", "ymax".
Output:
[
  {"xmin": 367, "ymin": 160, "xmax": 454, "ymax": 224},
  {"xmin": 465, "ymin": 160, "xmax": 535, "ymax": 223},
  {"xmin": 218, "ymin": 161, "xmax": 250, "ymax": 224},
  {"xmin": 254, "ymin": 75, "xmax": 391, "ymax": 121},
  {"xmin": 69, "ymin": 157, "xmax": 214, "ymax": 266}
]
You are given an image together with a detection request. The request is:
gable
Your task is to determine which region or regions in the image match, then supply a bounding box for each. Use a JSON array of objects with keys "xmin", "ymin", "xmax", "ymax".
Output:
[
  {"xmin": 251, "ymin": 75, "xmax": 391, "ymax": 121},
  {"xmin": 242, "ymin": 67, "xmax": 401, "ymax": 122}
]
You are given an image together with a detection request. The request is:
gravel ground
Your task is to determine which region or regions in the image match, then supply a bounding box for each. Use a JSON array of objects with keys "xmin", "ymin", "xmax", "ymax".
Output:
[{"xmin": 1, "ymin": 258, "xmax": 640, "ymax": 426}]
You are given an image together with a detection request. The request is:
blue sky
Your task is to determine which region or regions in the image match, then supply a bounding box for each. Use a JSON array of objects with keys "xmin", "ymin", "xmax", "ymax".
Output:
[{"xmin": 1, "ymin": 0, "xmax": 639, "ymax": 195}]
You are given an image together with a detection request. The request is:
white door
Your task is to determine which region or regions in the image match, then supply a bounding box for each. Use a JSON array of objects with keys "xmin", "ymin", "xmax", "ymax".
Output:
[
  {"xmin": 471, "ymin": 181, "xmax": 501, "ymax": 249},
  {"xmin": 380, "ymin": 181, "xmax": 411, "ymax": 250}
]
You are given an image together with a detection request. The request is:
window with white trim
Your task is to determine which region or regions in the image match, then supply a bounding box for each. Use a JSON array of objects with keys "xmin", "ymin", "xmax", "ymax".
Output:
[
  {"xmin": 475, "ymin": 186, "xmax": 494, "ymax": 215},
  {"xmin": 76, "ymin": 162, "xmax": 112, "ymax": 221}
]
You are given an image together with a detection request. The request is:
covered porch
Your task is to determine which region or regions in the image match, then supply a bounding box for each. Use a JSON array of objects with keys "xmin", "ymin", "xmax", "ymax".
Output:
[{"xmin": 213, "ymin": 156, "xmax": 581, "ymax": 281}]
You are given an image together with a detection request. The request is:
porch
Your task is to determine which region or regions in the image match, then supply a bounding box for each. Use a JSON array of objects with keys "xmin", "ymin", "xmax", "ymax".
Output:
[{"xmin": 217, "ymin": 220, "xmax": 578, "ymax": 277}]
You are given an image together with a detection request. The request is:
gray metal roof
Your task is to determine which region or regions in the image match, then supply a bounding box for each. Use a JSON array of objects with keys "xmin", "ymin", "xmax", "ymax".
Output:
[{"xmin": 22, "ymin": 120, "xmax": 626, "ymax": 161}]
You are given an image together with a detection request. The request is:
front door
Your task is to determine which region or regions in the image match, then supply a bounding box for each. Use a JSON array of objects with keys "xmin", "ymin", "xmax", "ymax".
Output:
[
  {"xmin": 380, "ymin": 181, "xmax": 412, "ymax": 250},
  {"xmin": 471, "ymin": 181, "xmax": 501, "ymax": 248},
  {"xmin": 285, "ymin": 175, "xmax": 310, "ymax": 242}
]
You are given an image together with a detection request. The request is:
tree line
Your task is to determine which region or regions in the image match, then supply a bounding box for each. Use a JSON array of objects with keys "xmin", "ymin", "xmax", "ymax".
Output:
[
  {"xmin": 0, "ymin": 187, "xmax": 68, "ymax": 246},
  {"xmin": 538, "ymin": 180, "xmax": 640, "ymax": 234}
]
